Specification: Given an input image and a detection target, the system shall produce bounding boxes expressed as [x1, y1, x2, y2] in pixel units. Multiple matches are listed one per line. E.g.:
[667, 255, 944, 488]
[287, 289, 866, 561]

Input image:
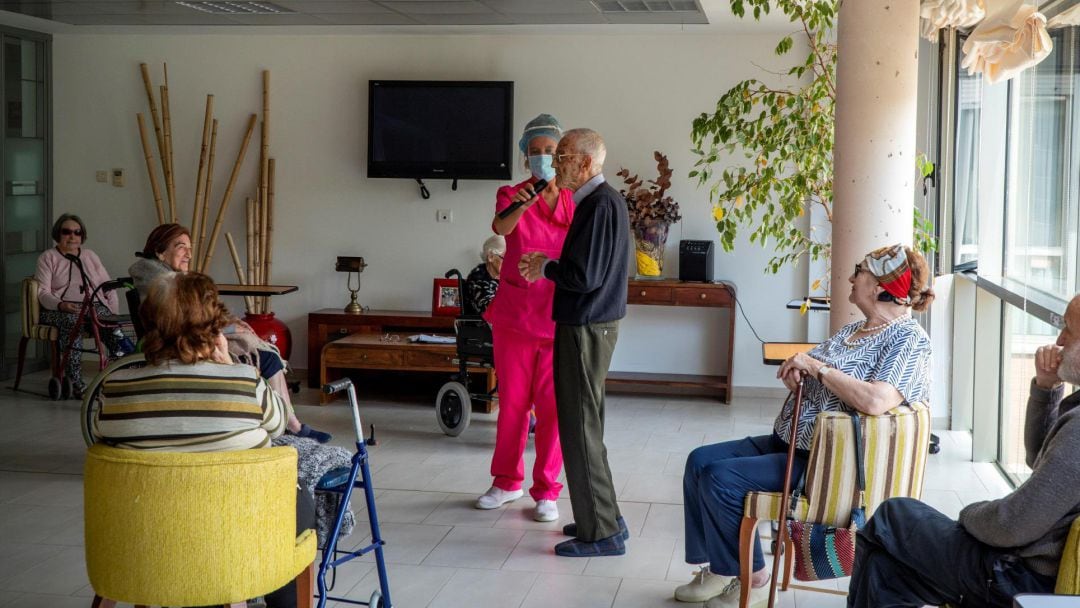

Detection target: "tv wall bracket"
[414, 177, 460, 200]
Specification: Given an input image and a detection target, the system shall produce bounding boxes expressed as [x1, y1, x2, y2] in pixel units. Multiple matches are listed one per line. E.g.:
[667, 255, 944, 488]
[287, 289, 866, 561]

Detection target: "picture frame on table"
[432, 277, 462, 317]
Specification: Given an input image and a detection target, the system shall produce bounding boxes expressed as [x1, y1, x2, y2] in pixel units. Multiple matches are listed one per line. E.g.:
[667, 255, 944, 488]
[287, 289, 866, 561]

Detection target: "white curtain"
[960, 0, 1052, 84]
[921, 0, 986, 42]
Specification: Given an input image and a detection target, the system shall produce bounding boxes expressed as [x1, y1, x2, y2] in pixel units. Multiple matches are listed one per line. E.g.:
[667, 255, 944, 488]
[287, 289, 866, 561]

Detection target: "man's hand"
[1034, 344, 1064, 389]
[518, 252, 549, 282]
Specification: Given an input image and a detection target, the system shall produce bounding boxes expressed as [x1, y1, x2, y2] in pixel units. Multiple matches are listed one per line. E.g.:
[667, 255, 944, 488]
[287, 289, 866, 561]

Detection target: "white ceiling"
[0, 0, 796, 32]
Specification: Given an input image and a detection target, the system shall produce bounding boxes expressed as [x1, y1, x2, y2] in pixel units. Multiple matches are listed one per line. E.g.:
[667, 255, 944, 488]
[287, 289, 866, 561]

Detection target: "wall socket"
[95, 170, 108, 183]
[436, 209, 453, 223]
[111, 169, 124, 188]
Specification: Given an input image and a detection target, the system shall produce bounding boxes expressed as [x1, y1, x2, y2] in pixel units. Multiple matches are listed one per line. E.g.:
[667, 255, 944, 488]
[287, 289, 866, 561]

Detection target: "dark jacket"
[543, 181, 629, 325]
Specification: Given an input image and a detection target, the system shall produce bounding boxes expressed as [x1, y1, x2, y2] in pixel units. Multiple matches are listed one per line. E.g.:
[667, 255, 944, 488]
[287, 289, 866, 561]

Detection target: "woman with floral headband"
[676, 244, 936, 607]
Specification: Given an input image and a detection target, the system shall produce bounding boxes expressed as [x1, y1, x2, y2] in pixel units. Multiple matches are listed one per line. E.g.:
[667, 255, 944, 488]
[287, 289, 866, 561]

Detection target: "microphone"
[497, 179, 548, 219]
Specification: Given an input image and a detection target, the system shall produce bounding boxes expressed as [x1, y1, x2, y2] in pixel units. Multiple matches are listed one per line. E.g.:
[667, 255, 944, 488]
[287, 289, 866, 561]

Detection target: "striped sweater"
[94, 360, 288, 452]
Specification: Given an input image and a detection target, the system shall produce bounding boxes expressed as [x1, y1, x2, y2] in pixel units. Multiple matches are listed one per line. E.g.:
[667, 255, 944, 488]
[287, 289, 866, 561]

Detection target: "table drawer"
[405, 349, 457, 368]
[673, 287, 731, 307]
[326, 347, 404, 367]
[628, 286, 673, 305]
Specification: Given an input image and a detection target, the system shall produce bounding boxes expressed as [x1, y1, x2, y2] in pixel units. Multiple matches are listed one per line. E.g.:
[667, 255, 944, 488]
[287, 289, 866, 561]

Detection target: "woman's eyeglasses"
[60, 228, 83, 237]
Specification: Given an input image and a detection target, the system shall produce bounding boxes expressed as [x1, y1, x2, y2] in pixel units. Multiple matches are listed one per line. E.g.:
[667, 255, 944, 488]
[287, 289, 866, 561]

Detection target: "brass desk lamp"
[336, 256, 367, 314]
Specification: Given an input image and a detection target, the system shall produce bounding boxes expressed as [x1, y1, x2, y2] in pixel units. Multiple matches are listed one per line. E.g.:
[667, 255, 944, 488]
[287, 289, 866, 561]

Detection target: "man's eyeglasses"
[60, 228, 83, 237]
[552, 153, 587, 165]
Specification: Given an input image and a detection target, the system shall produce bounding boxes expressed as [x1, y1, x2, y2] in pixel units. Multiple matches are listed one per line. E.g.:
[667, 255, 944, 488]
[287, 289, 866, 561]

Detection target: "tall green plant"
[690, 0, 838, 274]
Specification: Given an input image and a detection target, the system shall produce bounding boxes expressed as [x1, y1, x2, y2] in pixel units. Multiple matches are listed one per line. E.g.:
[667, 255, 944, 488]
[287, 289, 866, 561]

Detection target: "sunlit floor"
[0, 367, 1010, 608]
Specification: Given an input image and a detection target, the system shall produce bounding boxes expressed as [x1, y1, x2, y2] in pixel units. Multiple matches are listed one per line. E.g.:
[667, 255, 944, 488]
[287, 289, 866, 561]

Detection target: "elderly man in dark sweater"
[520, 128, 631, 557]
[847, 296, 1080, 607]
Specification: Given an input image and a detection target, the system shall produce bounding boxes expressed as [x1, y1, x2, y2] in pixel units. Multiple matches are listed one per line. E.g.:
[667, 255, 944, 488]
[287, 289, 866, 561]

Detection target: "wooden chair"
[13, 276, 58, 390]
[84, 444, 317, 608]
[738, 402, 932, 607]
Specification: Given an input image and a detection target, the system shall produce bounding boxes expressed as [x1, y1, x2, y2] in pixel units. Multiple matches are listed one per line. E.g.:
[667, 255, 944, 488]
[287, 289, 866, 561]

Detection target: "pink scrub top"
[486, 178, 576, 341]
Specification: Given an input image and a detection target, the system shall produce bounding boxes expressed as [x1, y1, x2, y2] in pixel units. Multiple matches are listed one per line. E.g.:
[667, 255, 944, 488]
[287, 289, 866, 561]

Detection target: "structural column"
[831, 0, 921, 331]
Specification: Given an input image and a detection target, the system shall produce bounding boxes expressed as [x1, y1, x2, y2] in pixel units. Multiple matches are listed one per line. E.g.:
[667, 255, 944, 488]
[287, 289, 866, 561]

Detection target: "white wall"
[51, 31, 806, 388]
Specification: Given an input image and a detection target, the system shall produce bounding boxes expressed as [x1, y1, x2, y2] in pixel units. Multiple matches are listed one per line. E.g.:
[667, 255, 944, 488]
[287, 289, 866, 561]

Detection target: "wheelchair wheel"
[60, 377, 73, 400]
[47, 376, 62, 400]
[81, 353, 147, 447]
[436, 381, 471, 437]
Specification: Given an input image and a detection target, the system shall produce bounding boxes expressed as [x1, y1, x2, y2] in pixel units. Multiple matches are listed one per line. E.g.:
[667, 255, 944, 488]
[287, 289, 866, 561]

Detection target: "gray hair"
[562, 128, 606, 174]
[481, 234, 505, 261]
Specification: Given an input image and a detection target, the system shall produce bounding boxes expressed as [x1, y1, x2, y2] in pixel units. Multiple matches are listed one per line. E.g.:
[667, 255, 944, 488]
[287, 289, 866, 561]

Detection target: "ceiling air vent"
[175, 1, 296, 15]
[593, 0, 698, 12]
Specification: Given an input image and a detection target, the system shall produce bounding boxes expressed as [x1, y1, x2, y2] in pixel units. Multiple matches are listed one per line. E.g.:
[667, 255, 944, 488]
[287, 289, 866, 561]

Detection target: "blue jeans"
[683, 433, 808, 576]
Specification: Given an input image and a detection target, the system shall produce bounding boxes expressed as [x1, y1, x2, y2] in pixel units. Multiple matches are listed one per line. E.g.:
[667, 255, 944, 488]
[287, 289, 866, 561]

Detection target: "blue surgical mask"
[528, 154, 556, 182]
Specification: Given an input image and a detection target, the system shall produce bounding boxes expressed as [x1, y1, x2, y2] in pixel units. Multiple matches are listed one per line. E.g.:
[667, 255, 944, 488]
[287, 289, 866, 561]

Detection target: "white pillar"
[831, 0, 921, 332]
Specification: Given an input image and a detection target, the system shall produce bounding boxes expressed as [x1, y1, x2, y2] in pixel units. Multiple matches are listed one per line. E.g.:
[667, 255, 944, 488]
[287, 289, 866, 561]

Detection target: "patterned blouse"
[773, 317, 932, 450]
[465, 262, 499, 316]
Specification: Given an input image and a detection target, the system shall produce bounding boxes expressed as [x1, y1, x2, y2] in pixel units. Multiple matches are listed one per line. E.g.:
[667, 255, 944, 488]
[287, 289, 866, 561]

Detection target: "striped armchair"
[737, 402, 931, 607]
[14, 276, 59, 390]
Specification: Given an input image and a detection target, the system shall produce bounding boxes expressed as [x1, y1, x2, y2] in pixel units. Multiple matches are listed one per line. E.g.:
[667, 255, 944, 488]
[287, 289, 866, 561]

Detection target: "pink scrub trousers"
[485, 178, 575, 502]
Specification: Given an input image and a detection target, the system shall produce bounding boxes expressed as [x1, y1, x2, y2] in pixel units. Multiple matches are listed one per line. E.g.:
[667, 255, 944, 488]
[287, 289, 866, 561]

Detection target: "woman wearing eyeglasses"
[476, 114, 576, 523]
[675, 244, 936, 606]
[464, 234, 505, 317]
[34, 213, 123, 397]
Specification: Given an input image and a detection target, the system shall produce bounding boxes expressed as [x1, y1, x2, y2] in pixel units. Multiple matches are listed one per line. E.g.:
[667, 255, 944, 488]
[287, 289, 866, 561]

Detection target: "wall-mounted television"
[367, 80, 514, 181]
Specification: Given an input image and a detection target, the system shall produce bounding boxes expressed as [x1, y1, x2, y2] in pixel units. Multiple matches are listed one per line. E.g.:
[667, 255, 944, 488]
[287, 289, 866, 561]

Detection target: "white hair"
[563, 128, 607, 173]
[481, 234, 505, 261]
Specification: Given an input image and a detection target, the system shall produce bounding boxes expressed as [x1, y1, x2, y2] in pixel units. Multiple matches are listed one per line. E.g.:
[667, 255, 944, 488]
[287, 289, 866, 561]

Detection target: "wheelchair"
[434, 268, 497, 437]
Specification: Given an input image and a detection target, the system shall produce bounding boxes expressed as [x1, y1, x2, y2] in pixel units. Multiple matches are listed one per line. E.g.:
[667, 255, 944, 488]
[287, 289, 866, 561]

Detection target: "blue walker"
[316, 378, 393, 608]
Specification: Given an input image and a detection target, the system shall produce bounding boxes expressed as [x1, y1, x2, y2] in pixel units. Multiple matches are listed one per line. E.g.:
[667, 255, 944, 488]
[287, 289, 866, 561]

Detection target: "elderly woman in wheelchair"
[676, 244, 936, 607]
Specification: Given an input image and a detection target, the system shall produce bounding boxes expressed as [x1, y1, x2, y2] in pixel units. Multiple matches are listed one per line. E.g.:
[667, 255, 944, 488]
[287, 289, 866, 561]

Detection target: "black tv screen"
[368, 80, 514, 180]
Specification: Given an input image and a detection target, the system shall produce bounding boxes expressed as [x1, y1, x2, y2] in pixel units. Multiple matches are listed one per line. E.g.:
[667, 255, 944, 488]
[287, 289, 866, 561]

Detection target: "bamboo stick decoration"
[198, 119, 218, 271]
[191, 94, 214, 261]
[136, 113, 166, 224]
[164, 64, 176, 218]
[139, 63, 167, 184]
[201, 113, 257, 272]
[259, 189, 268, 308]
[265, 157, 276, 313]
[246, 197, 255, 288]
[225, 232, 255, 313]
[259, 71, 270, 253]
[160, 84, 176, 222]
[253, 193, 262, 293]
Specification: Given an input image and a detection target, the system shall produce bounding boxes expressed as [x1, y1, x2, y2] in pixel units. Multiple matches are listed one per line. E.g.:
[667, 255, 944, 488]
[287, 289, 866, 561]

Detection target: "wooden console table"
[307, 309, 455, 388]
[319, 332, 496, 407]
[609, 279, 736, 402]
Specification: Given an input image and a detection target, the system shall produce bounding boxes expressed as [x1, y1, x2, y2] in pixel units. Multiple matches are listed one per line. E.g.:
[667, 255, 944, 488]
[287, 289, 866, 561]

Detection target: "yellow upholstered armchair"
[737, 402, 932, 608]
[1054, 516, 1080, 595]
[14, 276, 59, 391]
[84, 444, 317, 608]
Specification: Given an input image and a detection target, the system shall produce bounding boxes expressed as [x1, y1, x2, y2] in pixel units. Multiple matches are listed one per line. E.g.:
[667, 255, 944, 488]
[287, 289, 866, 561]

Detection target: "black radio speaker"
[679, 240, 714, 282]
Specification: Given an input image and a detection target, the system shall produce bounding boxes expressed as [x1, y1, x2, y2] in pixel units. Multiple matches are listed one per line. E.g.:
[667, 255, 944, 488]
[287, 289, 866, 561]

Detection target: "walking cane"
[768, 373, 804, 608]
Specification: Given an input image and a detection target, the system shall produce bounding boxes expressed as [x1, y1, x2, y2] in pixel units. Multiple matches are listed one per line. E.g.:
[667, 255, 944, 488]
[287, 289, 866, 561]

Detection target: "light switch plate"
[111, 169, 124, 187]
[95, 170, 107, 183]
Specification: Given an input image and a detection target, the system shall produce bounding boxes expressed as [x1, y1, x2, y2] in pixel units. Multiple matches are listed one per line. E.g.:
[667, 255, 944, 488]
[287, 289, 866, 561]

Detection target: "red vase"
[243, 312, 292, 360]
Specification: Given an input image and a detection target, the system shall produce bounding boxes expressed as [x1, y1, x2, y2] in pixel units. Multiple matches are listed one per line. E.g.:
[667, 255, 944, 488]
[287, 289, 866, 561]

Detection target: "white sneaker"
[534, 499, 559, 522]
[475, 486, 524, 510]
[703, 578, 769, 608]
[674, 566, 736, 603]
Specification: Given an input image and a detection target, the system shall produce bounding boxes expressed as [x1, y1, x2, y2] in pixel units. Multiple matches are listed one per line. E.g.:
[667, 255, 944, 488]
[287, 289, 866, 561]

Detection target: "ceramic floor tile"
[367, 489, 449, 524]
[620, 474, 684, 504]
[666, 539, 699, 583]
[920, 489, 965, 520]
[334, 562, 456, 608]
[641, 502, 685, 540]
[520, 572, 621, 608]
[422, 493, 507, 527]
[0, 472, 61, 504]
[422, 525, 525, 570]
[424, 466, 504, 496]
[0, 593, 95, 608]
[494, 497, 574, 532]
[582, 536, 676, 581]
[0, 546, 89, 594]
[370, 462, 450, 491]
[618, 501, 653, 538]
[344, 522, 452, 565]
[643, 430, 706, 454]
[0, 543, 65, 583]
[611, 577, 695, 608]
[0, 591, 22, 607]
[0, 503, 82, 544]
[501, 530, 588, 576]
[312, 560, 374, 604]
[8, 474, 84, 508]
[428, 567, 536, 608]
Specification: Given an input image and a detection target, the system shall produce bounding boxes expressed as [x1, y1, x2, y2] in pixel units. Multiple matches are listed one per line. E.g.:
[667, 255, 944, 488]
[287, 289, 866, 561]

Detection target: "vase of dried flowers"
[618, 151, 682, 277]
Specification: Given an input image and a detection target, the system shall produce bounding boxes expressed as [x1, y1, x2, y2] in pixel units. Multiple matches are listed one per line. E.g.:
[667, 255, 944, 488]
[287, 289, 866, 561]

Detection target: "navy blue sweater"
[543, 181, 630, 325]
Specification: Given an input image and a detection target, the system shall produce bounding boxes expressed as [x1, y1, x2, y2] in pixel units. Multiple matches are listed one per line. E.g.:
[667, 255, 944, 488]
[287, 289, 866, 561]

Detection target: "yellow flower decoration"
[712, 206, 725, 222]
[636, 251, 661, 276]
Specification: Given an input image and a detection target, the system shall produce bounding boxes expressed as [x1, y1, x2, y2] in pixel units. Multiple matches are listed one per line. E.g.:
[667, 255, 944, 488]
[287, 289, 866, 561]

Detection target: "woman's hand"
[509, 184, 541, 209]
[777, 352, 825, 384]
[210, 333, 232, 364]
[58, 302, 79, 314]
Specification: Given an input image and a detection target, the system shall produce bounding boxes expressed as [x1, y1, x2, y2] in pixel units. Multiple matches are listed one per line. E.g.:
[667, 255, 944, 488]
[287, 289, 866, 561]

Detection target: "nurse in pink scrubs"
[476, 114, 576, 523]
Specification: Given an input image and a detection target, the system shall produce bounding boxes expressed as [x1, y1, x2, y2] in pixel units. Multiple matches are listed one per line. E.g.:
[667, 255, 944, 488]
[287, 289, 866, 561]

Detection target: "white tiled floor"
[0, 369, 1008, 608]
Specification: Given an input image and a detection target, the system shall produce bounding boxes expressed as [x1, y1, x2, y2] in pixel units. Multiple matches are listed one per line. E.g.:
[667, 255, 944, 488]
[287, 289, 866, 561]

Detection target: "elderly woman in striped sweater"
[676, 245, 936, 607]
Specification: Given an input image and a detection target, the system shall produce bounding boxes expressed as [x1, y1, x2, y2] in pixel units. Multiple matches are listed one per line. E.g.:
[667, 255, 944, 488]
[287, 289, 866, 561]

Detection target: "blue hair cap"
[518, 113, 563, 154]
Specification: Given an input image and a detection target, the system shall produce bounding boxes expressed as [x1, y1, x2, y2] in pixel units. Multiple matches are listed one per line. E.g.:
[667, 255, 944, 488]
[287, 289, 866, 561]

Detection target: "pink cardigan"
[34, 247, 118, 313]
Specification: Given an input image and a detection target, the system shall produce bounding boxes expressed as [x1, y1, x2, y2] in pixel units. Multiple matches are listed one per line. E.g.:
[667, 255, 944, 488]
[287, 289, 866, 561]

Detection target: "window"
[953, 48, 982, 266]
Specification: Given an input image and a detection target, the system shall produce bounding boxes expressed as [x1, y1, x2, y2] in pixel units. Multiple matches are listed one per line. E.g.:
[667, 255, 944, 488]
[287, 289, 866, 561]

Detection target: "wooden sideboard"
[609, 279, 735, 402]
[307, 309, 455, 387]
